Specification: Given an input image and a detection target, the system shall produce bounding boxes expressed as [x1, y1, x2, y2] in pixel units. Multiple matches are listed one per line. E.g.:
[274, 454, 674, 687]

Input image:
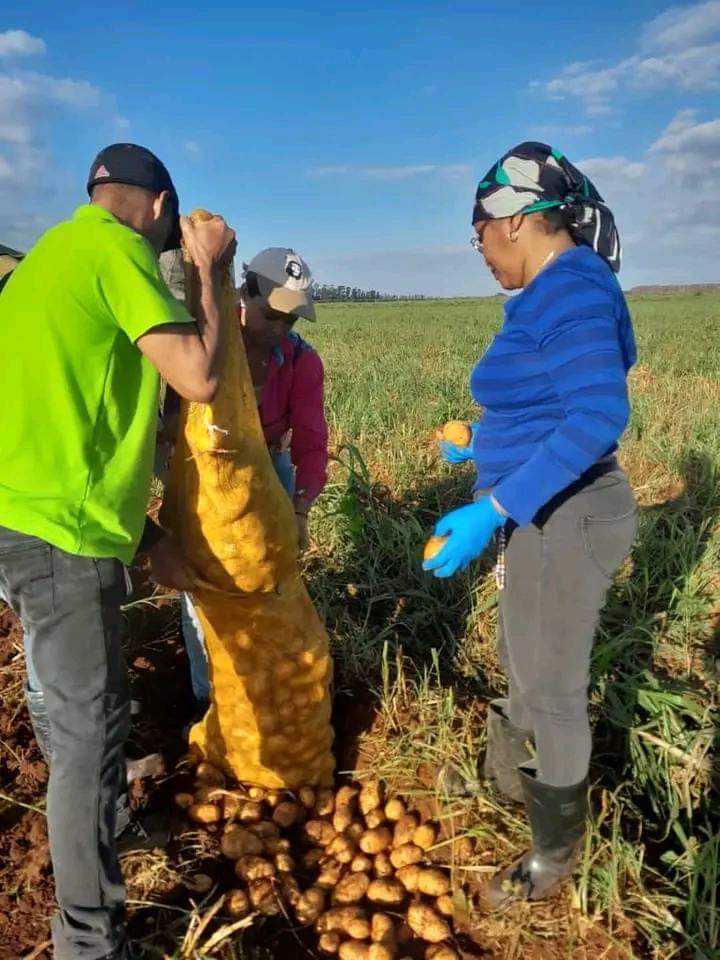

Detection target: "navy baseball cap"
[87, 143, 181, 251]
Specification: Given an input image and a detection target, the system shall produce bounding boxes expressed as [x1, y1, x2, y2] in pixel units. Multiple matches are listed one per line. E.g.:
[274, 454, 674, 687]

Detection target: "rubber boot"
[486, 767, 588, 909]
[482, 699, 534, 803]
[25, 687, 53, 764]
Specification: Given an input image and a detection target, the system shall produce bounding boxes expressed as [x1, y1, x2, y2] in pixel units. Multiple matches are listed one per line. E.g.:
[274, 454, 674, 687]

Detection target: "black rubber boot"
[25, 687, 53, 764]
[487, 767, 588, 909]
[482, 699, 533, 803]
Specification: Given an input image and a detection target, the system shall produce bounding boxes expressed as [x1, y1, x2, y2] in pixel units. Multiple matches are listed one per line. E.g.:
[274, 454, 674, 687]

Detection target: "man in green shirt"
[0, 143, 235, 960]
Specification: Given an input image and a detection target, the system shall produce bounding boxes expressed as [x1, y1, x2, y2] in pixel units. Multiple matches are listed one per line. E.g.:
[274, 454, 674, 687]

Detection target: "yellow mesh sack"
[160, 211, 334, 787]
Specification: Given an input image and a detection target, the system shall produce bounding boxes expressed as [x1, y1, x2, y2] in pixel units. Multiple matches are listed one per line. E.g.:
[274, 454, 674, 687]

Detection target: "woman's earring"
[508, 232, 518, 242]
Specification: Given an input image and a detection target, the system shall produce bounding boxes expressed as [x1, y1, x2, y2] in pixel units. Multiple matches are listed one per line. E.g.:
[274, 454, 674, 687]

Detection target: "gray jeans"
[495, 463, 637, 787]
[0, 525, 130, 959]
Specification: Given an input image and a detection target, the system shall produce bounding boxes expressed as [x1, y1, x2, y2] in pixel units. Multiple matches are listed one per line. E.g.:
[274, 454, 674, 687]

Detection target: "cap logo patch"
[286, 258, 303, 280]
[95, 164, 110, 178]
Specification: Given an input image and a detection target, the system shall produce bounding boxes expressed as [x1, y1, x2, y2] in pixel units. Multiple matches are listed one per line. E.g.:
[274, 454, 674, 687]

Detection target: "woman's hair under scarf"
[472, 142, 621, 273]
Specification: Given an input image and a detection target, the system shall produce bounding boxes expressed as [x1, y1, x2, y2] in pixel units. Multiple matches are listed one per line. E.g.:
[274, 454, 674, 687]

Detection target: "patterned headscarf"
[472, 142, 621, 272]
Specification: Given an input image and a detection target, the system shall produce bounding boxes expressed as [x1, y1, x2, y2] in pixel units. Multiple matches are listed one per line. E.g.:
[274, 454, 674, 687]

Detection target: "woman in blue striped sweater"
[424, 143, 638, 908]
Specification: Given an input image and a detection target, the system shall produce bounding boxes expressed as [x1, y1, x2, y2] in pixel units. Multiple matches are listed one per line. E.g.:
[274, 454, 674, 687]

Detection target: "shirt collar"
[73, 203, 121, 225]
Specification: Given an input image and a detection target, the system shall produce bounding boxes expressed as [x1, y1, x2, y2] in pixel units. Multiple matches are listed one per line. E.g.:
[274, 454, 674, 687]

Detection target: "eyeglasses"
[470, 222, 488, 254]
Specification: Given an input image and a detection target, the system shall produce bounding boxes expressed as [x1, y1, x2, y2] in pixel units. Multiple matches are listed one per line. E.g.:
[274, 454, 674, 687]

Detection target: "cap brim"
[266, 284, 316, 321]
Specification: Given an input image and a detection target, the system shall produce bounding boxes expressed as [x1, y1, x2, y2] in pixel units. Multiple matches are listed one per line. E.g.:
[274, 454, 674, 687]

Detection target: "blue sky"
[1, 0, 719, 294]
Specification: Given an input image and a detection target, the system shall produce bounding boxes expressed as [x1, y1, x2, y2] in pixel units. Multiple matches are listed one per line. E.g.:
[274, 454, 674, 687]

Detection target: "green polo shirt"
[0, 204, 193, 563]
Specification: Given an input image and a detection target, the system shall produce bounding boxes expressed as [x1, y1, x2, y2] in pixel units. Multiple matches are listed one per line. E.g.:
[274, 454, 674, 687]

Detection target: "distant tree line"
[314, 283, 426, 302]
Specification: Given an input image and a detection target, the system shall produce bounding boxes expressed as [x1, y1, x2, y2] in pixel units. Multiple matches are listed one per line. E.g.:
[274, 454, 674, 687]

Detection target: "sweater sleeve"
[288, 348, 329, 504]
[492, 286, 630, 526]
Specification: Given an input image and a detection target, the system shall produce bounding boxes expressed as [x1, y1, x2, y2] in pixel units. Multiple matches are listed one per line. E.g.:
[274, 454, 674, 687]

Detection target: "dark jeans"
[496, 464, 637, 787]
[0, 525, 130, 959]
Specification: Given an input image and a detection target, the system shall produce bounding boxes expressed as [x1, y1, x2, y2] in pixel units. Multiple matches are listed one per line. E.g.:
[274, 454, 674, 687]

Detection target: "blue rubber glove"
[439, 422, 479, 465]
[423, 497, 505, 578]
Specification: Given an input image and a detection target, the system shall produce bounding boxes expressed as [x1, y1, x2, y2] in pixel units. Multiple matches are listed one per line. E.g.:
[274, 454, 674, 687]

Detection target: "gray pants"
[0, 525, 130, 959]
[496, 464, 637, 787]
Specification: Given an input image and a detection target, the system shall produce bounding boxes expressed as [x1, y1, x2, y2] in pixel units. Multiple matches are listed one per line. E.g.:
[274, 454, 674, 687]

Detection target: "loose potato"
[374, 853, 394, 878]
[367, 878, 405, 906]
[426, 947, 459, 960]
[295, 886, 326, 924]
[317, 858, 344, 889]
[365, 809, 385, 830]
[299, 786, 316, 809]
[407, 903, 451, 944]
[221, 826, 263, 860]
[184, 873, 213, 894]
[263, 836, 291, 856]
[305, 819, 337, 846]
[346, 821, 365, 843]
[189, 803, 222, 824]
[319, 932, 342, 955]
[327, 834, 357, 864]
[222, 792, 244, 820]
[318, 906, 370, 939]
[397, 922, 412, 945]
[436, 895, 454, 918]
[239, 801, 264, 824]
[195, 762, 225, 787]
[249, 820, 280, 839]
[417, 869, 451, 897]
[333, 808, 355, 834]
[302, 847, 325, 870]
[390, 844, 423, 870]
[173, 791, 194, 810]
[369, 947, 393, 960]
[265, 791, 283, 809]
[225, 889, 250, 918]
[248, 786, 266, 801]
[332, 872, 370, 905]
[371, 913, 396, 947]
[315, 787, 335, 816]
[273, 801, 304, 828]
[248, 878, 280, 915]
[235, 855, 275, 882]
[280, 874, 302, 907]
[339, 943, 370, 960]
[396, 864, 422, 892]
[351, 854, 373, 873]
[452, 836, 473, 862]
[360, 827, 393, 855]
[384, 799, 406, 821]
[413, 823, 437, 851]
[335, 786, 360, 811]
[393, 814, 419, 848]
[359, 781, 383, 816]
[274, 852, 295, 873]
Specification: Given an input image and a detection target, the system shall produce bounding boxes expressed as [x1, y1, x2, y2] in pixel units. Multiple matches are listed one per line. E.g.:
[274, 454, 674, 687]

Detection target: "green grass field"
[297, 292, 720, 959]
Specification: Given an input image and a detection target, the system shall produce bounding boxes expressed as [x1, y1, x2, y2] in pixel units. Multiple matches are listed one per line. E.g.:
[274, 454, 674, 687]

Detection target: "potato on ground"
[173, 791, 194, 810]
[367, 878, 405, 906]
[436, 894, 454, 917]
[407, 902, 451, 943]
[374, 852, 394, 878]
[281, 874, 302, 907]
[365, 809, 385, 829]
[248, 879, 281, 915]
[249, 819, 280, 839]
[371, 913, 396, 947]
[305, 819, 337, 846]
[333, 808, 355, 833]
[327, 834, 356, 864]
[369, 947, 394, 960]
[299, 786, 316, 809]
[189, 802, 222, 824]
[359, 780, 383, 816]
[317, 857, 344, 889]
[235, 855, 275, 882]
[339, 944, 370, 960]
[426, 947, 459, 960]
[360, 827, 393, 855]
[221, 826, 264, 859]
[295, 886, 326, 924]
[390, 843, 423, 870]
[346, 821, 365, 843]
[393, 814, 419, 847]
[332, 872, 370, 905]
[275, 852, 295, 873]
[351, 854, 373, 873]
[413, 823, 437, 851]
[319, 932, 342, 955]
[263, 836, 291, 856]
[384, 798, 406, 821]
[225, 889, 250, 918]
[302, 847, 325, 870]
[315, 787, 335, 816]
[318, 907, 370, 940]
[184, 873, 213, 893]
[396, 864, 422, 892]
[417, 868, 451, 897]
[335, 785, 360, 812]
[239, 801, 264, 823]
[273, 800, 304, 828]
[195, 762, 225, 787]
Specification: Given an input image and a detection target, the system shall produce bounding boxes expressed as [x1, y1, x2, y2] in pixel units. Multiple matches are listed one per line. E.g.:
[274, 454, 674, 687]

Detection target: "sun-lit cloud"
[0, 29, 46, 58]
[307, 163, 472, 181]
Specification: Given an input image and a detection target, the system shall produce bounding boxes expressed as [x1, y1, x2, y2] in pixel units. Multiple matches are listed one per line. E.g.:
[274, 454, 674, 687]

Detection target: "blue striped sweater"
[471, 245, 636, 527]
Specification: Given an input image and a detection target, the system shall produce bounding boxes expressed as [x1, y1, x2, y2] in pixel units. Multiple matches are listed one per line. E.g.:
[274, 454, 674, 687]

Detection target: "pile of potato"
[175, 761, 463, 959]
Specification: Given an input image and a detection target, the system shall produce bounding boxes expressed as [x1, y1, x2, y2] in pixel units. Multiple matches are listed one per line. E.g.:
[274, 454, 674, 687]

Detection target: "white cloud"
[641, 0, 720, 51]
[308, 162, 472, 181]
[532, 124, 594, 139]
[648, 109, 720, 185]
[530, 2, 720, 114]
[184, 139, 201, 155]
[0, 29, 46, 58]
[577, 156, 646, 185]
